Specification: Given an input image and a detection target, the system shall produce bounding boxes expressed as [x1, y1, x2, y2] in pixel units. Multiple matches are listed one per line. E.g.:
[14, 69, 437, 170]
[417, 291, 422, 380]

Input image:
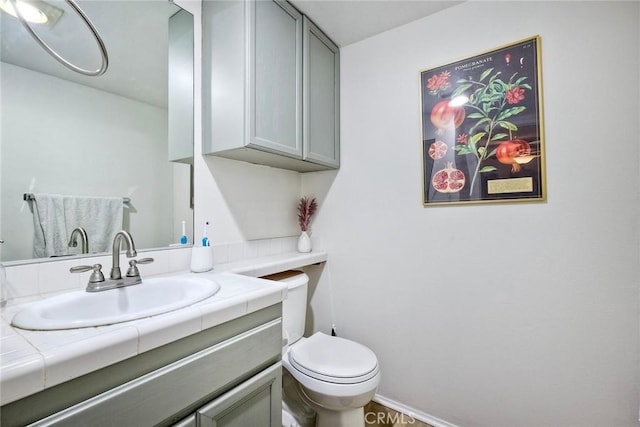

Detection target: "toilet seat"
[288, 332, 379, 384]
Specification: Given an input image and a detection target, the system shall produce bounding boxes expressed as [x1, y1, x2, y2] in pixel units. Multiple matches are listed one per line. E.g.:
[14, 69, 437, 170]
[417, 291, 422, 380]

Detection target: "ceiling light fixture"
[0, 0, 63, 27]
[3, 0, 108, 76]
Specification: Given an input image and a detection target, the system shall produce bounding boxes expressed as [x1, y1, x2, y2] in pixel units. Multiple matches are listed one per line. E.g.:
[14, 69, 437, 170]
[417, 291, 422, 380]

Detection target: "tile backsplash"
[1, 236, 302, 304]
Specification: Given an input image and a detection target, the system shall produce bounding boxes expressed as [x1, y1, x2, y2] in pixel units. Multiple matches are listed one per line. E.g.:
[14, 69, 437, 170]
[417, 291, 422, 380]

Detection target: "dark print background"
[421, 37, 545, 205]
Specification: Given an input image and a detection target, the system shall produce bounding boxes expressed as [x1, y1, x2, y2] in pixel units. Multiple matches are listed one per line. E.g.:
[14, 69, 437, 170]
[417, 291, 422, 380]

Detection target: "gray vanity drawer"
[30, 318, 282, 426]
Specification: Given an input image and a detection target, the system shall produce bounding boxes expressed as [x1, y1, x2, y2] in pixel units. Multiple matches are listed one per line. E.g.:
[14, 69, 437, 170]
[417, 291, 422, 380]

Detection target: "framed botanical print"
[420, 36, 546, 206]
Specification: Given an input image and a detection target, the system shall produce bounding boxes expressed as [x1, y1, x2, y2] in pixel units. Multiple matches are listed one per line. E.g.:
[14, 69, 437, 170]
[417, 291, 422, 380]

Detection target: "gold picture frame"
[420, 36, 546, 206]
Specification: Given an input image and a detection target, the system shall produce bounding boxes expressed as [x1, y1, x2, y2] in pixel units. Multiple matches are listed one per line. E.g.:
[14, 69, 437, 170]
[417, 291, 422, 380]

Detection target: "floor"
[364, 401, 434, 427]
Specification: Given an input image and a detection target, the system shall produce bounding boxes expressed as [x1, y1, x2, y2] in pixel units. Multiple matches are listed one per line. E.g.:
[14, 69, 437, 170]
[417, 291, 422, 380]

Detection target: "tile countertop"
[0, 250, 327, 406]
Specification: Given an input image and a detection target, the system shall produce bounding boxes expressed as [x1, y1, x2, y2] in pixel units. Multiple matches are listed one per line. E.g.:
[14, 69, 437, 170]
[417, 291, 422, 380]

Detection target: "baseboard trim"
[373, 394, 460, 427]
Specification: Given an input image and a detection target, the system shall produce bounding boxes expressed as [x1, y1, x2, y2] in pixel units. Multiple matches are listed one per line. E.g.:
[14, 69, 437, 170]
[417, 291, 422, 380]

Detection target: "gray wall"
[303, 1, 640, 426]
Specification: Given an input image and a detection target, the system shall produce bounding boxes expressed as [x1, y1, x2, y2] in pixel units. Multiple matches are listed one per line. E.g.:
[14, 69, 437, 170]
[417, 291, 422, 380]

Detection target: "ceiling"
[0, 0, 461, 107]
[290, 0, 462, 47]
[0, 0, 179, 108]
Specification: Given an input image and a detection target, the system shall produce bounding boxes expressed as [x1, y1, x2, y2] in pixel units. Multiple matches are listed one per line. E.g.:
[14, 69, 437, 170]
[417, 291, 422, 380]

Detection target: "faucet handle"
[126, 258, 154, 278]
[70, 264, 105, 283]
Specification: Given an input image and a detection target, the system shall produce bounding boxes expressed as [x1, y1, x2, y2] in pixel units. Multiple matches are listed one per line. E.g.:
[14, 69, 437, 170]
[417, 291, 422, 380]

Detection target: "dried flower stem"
[297, 197, 318, 232]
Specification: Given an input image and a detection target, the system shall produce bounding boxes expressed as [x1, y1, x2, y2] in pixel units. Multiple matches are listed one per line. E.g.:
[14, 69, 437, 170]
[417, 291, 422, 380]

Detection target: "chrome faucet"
[70, 230, 153, 292]
[110, 230, 137, 280]
[68, 227, 89, 254]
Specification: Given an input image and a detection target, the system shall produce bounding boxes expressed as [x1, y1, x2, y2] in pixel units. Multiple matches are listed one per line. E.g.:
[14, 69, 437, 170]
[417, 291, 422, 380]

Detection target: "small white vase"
[297, 231, 312, 253]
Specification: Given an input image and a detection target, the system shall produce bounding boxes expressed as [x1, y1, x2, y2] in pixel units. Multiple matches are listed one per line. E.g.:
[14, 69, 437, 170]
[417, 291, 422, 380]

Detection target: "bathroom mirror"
[0, 0, 194, 263]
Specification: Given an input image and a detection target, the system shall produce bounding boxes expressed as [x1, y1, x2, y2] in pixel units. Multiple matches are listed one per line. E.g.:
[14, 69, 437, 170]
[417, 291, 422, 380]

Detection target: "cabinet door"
[303, 16, 340, 168]
[168, 9, 194, 163]
[198, 362, 282, 427]
[249, 0, 302, 158]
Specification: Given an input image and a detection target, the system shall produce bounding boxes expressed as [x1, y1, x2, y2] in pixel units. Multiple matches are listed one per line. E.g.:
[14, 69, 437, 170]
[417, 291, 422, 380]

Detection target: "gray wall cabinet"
[203, 0, 340, 172]
[302, 16, 340, 169]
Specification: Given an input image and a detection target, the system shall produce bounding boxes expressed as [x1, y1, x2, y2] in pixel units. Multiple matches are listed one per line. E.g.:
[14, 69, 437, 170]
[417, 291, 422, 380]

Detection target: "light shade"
[0, 0, 63, 27]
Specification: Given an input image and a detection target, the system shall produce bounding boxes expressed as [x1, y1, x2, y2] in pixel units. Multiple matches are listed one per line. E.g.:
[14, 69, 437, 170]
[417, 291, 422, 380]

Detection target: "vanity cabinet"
[202, 0, 340, 172]
[0, 305, 283, 427]
[174, 363, 281, 427]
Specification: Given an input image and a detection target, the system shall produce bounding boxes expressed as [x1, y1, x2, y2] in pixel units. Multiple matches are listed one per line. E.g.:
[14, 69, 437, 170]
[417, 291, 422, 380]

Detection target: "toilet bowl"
[283, 332, 380, 427]
[266, 270, 381, 427]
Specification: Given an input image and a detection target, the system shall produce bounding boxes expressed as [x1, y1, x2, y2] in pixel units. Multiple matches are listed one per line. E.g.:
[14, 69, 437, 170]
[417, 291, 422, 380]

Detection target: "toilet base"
[315, 406, 364, 427]
[293, 378, 368, 427]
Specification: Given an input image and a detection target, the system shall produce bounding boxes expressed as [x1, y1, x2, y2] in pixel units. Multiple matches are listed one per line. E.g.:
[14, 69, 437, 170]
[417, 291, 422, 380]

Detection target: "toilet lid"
[289, 332, 379, 384]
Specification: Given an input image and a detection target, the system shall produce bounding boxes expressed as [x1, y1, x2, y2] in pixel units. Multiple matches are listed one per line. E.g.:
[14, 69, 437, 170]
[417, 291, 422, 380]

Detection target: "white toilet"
[273, 271, 381, 427]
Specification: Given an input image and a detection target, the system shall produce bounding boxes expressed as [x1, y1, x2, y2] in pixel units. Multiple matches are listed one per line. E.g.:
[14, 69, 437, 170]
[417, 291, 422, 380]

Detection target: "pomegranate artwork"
[430, 100, 465, 132]
[496, 139, 532, 173]
[421, 37, 544, 204]
[428, 140, 448, 160]
[431, 162, 466, 193]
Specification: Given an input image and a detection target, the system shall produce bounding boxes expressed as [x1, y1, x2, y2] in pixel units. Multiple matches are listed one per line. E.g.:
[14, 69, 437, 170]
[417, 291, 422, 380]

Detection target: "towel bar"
[23, 193, 131, 204]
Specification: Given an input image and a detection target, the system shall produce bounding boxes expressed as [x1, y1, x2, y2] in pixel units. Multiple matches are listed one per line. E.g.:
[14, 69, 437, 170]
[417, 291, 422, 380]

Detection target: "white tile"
[244, 240, 260, 260]
[0, 276, 18, 303]
[168, 247, 191, 272]
[0, 349, 44, 405]
[1, 303, 23, 324]
[4, 264, 39, 299]
[198, 296, 247, 330]
[246, 287, 285, 313]
[38, 258, 82, 295]
[256, 239, 273, 257]
[278, 237, 298, 253]
[215, 273, 266, 294]
[0, 318, 17, 339]
[14, 321, 132, 352]
[1, 332, 34, 357]
[227, 243, 244, 263]
[42, 326, 139, 387]
[212, 244, 229, 265]
[0, 325, 45, 405]
[267, 239, 282, 256]
[269, 237, 284, 254]
[134, 306, 202, 354]
[135, 250, 170, 277]
[310, 235, 325, 251]
[91, 255, 111, 266]
[0, 295, 43, 322]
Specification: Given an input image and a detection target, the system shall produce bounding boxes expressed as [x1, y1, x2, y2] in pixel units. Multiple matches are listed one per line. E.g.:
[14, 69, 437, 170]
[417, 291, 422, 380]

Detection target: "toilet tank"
[263, 270, 308, 346]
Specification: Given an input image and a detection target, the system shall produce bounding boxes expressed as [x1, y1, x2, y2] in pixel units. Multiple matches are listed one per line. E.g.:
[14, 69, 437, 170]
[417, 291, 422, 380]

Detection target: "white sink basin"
[11, 276, 220, 331]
